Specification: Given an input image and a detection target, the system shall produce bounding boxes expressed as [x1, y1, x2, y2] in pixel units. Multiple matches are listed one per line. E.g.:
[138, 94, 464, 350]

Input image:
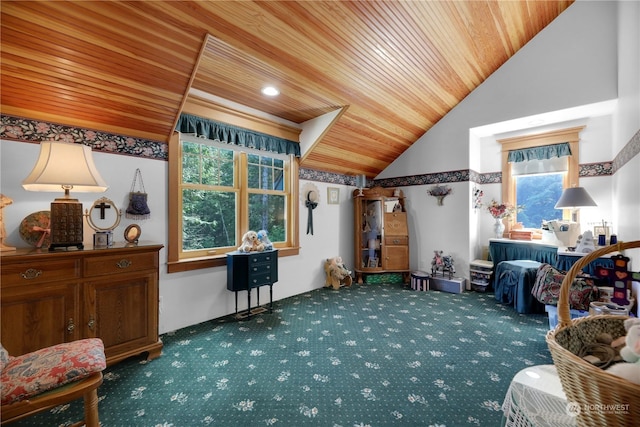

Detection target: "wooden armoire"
[353, 186, 410, 283]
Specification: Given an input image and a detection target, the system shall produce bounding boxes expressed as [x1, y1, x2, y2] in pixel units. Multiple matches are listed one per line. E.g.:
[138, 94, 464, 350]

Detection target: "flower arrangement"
[486, 199, 519, 219]
[427, 185, 452, 206]
[473, 187, 483, 210]
[427, 185, 452, 197]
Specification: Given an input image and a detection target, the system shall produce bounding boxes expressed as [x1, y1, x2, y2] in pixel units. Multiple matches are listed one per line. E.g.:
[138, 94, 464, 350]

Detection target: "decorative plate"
[19, 210, 51, 248]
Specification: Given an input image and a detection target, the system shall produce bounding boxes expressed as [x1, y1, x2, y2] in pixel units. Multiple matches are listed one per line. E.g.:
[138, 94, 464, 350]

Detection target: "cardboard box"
[429, 276, 465, 294]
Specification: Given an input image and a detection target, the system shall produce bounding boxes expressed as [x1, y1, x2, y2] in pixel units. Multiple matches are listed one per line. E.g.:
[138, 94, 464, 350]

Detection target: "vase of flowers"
[486, 199, 518, 238]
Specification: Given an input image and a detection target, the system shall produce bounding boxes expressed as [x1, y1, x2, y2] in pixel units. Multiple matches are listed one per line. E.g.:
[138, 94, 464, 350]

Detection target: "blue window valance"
[176, 113, 300, 157]
[507, 142, 571, 163]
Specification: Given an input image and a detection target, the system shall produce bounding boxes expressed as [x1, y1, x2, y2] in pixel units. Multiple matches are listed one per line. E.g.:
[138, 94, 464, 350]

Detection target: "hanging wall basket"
[427, 185, 452, 206]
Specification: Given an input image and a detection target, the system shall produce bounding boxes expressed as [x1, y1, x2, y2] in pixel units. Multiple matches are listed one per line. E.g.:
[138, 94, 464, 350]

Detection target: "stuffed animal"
[606, 318, 640, 384]
[324, 256, 352, 290]
[238, 230, 263, 252]
[257, 229, 273, 250]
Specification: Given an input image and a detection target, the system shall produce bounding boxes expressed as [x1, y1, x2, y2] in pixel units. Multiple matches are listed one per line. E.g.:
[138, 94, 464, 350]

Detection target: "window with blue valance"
[508, 142, 572, 176]
[507, 142, 571, 163]
[176, 113, 301, 157]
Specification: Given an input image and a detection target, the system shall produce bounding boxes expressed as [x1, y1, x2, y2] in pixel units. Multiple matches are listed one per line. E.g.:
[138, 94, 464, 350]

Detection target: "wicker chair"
[1, 338, 106, 426]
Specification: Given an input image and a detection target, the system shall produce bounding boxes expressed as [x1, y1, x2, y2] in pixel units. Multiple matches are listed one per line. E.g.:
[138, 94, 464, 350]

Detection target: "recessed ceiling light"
[261, 86, 279, 96]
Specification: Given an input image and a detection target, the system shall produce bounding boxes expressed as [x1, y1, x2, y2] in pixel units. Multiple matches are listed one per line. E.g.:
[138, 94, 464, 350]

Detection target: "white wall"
[401, 181, 471, 279]
[378, 0, 623, 274]
[612, 0, 640, 262]
[0, 140, 353, 333]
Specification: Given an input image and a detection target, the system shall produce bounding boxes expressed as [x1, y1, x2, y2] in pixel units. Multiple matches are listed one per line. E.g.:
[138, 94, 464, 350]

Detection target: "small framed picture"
[327, 187, 340, 204]
[124, 224, 141, 243]
[367, 257, 378, 268]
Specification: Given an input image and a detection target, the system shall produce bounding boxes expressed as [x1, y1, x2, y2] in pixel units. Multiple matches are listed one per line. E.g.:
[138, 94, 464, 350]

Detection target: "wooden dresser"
[0, 242, 163, 366]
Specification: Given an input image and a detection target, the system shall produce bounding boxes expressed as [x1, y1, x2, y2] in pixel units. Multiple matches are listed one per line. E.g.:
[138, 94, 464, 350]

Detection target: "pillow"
[532, 263, 600, 311]
[0, 343, 11, 373]
[1, 338, 106, 405]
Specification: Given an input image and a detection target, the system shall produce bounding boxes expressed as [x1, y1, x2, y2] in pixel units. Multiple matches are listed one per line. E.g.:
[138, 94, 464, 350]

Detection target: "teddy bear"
[606, 318, 640, 384]
[324, 256, 352, 290]
[257, 229, 273, 251]
[238, 230, 264, 252]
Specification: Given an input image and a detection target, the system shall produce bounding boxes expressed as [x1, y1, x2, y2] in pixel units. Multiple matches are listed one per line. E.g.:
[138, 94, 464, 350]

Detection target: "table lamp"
[554, 186, 597, 222]
[22, 142, 108, 250]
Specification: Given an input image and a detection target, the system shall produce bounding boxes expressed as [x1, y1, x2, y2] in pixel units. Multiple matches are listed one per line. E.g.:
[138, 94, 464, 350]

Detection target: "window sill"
[167, 246, 300, 273]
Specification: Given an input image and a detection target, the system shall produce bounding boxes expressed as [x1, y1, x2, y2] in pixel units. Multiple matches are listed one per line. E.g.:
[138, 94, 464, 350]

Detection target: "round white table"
[502, 365, 577, 427]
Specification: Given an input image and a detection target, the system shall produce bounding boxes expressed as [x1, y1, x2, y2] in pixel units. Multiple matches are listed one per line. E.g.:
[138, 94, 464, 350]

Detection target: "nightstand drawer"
[84, 252, 157, 277]
[1, 258, 80, 286]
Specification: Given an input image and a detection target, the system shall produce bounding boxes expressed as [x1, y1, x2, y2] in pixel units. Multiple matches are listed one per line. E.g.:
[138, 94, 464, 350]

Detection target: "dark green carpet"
[12, 283, 551, 426]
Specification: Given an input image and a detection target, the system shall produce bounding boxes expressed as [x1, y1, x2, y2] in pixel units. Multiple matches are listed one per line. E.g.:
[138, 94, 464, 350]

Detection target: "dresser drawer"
[248, 270, 276, 287]
[84, 252, 158, 277]
[384, 235, 408, 246]
[1, 258, 80, 287]
[247, 252, 276, 265]
[249, 262, 274, 275]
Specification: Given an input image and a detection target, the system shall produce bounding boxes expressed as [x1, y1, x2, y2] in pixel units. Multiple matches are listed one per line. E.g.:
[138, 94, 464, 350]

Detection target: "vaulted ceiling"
[1, 1, 573, 178]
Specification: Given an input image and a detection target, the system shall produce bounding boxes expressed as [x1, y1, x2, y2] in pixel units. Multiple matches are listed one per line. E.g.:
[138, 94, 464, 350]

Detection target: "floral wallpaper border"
[2, 115, 637, 187]
[0, 115, 168, 160]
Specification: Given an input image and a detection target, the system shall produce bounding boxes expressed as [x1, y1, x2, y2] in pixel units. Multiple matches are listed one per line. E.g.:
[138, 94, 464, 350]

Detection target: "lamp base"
[49, 198, 84, 251]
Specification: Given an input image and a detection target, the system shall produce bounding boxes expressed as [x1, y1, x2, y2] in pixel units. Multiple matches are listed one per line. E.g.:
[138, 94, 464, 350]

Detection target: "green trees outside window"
[515, 173, 564, 228]
[178, 137, 291, 258]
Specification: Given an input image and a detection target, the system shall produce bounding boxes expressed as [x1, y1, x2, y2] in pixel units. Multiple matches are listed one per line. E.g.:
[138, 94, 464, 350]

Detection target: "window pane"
[182, 142, 201, 185]
[248, 193, 286, 242]
[182, 189, 236, 250]
[516, 173, 564, 228]
[248, 153, 284, 190]
[182, 141, 234, 187]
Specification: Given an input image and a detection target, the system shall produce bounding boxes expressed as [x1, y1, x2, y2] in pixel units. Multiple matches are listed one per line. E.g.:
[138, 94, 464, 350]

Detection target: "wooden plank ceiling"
[1, 0, 573, 178]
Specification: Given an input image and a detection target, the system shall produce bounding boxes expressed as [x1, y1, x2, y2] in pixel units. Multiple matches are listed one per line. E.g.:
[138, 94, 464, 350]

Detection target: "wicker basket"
[546, 241, 640, 427]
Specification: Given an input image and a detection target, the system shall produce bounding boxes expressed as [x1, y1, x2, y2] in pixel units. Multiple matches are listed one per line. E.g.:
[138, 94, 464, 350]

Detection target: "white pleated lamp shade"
[22, 142, 108, 194]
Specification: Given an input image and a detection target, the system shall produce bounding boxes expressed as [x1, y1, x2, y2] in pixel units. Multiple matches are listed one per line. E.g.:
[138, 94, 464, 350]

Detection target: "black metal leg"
[269, 284, 273, 313]
[257, 286, 261, 308]
[235, 291, 238, 316]
[247, 288, 251, 319]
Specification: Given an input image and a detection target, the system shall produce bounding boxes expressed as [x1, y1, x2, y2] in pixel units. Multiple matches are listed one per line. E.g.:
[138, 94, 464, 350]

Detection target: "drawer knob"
[393, 239, 399, 244]
[116, 259, 132, 269]
[67, 318, 75, 333]
[20, 268, 42, 280]
[87, 316, 95, 330]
